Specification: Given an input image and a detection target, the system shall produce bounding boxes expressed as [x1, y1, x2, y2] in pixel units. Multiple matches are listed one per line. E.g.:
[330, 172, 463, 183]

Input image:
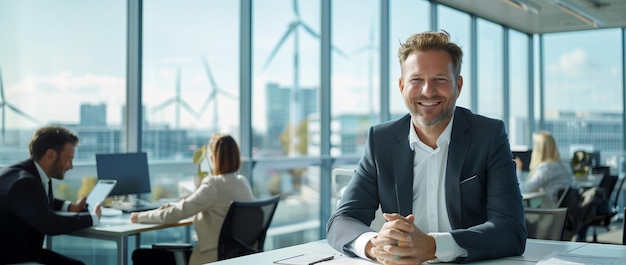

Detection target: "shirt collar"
[34, 160, 50, 185]
[408, 115, 454, 151]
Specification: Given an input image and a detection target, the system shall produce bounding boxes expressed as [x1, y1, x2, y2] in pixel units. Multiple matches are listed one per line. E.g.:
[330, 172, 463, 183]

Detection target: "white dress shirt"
[351, 116, 467, 262]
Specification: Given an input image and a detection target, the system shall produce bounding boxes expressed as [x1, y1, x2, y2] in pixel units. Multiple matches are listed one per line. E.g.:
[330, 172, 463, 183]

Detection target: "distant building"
[80, 103, 106, 127]
[265, 83, 317, 154]
[546, 111, 623, 166]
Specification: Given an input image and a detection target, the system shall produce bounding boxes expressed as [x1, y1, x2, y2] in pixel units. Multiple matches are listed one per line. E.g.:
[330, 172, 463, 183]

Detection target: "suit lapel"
[446, 108, 471, 228]
[392, 115, 414, 216]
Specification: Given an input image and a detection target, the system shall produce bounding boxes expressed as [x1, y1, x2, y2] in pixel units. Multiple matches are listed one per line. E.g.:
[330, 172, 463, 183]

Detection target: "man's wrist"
[365, 239, 376, 259]
[427, 234, 437, 260]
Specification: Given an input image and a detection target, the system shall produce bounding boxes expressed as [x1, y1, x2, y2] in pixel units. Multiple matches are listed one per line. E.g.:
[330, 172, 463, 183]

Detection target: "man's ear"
[44, 148, 58, 161]
[456, 76, 463, 98]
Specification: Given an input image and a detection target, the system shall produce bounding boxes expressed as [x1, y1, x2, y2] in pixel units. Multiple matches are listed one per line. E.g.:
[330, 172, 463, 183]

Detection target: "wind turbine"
[151, 67, 198, 129]
[0, 67, 41, 145]
[198, 57, 237, 133]
[262, 0, 346, 155]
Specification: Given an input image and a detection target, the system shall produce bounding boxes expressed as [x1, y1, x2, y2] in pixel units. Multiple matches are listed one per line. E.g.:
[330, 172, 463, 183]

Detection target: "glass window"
[253, 0, 321, 157]
[0, 1, 126, 262]
[438, 5, 472, 110]
[251, 0, 323, 251]
[543, 29, 623, 167]
[0, 0, 126, 165]
[143, 0, 240, 162]
[477, 19, 503, 120]
[331, 0, 379, 156]
[389, 0, 430, 119]
[508, 30, 530, 148]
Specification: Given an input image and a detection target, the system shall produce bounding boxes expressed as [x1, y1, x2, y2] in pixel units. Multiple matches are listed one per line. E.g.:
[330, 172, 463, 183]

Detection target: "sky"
[0, 0, 623, 132]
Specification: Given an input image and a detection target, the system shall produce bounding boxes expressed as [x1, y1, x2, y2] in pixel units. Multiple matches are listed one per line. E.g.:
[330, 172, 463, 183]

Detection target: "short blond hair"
[397, 30, 463, 77]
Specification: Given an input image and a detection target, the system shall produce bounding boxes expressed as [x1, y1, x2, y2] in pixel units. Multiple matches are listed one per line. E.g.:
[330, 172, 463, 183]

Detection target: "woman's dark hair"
[208, 133, 241, 175]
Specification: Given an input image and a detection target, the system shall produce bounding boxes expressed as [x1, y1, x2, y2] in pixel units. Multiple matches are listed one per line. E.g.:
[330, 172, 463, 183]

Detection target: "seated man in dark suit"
[326, 30, 526, 264]
[0, 126, 102, 265]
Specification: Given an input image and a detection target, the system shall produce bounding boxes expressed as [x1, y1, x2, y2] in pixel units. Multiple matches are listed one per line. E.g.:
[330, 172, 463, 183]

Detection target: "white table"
[48, 214, 192, 265]
[206, 239, 625, 265]
[522, 190, 545, 207]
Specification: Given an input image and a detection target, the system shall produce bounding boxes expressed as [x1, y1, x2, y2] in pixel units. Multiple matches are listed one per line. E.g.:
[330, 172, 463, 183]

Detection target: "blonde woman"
[131, 133, 255, 264]
[516, 131, 573, 208]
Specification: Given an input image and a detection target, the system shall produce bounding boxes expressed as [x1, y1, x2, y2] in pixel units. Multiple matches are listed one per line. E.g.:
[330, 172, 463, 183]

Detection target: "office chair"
[524, 208, 568, 241]
[332, 168, 385, 231]
[218, 195, 280, 260]
[586, 175, 625, 242]
[131, 195, 280, 265]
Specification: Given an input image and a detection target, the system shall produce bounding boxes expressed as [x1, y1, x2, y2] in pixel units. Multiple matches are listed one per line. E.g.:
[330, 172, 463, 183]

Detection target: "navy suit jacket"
[0, 159, 93, 264]
[326, 107, 526, 263]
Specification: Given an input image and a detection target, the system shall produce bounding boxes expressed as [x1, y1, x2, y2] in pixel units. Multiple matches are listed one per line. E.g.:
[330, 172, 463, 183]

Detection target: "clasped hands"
[366, 213, 436, 265]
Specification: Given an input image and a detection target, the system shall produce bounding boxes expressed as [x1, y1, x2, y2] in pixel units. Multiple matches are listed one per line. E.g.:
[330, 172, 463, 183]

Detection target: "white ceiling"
[434, 0, 626, 34]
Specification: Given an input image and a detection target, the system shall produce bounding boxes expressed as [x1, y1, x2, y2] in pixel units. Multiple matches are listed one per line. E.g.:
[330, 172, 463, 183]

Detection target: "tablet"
[86, 179, 117, 211]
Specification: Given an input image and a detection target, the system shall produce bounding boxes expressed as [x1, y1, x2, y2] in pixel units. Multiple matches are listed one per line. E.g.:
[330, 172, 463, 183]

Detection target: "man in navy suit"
[0, 126, 102, 265]
[326, 30, 526, 264]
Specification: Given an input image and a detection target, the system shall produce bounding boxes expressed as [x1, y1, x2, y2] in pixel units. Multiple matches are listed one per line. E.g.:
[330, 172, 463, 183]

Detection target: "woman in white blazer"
[130, 133, 255, 264]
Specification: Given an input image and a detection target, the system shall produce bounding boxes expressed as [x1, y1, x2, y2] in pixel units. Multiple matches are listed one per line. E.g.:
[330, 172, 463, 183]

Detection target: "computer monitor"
[512, 149, 532, 171]
[95, 152, 151, 197]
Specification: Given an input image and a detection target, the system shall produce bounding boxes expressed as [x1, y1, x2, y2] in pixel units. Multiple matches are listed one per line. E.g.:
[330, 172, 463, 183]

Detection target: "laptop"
[86, 179, 117, 211]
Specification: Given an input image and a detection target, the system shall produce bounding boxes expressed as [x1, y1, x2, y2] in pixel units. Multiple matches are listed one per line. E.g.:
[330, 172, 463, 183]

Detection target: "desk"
[522, 191, 545, 200]
[575, 173, 604, 189]
[48, 214, 192, 265]
[522, 191, 545, 207]
[206, 239, 625, 265]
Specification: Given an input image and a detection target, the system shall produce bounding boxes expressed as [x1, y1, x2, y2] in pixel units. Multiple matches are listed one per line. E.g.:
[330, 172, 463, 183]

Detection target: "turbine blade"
[300, 22, 321, 39]
[6, 103, 40, 125]
[293, 0, 300, 19]
[217, 88, 237, 99]
[301, 22, 348, 58]
[152, 98, 176, 113]
[331, 44, 348, 58]
[262, 24, 296, 71]
[202, 57, 220, 95]
[199, 91, 217, 115]
[180, 101, 200, 119]
[176, 67, 181, 97]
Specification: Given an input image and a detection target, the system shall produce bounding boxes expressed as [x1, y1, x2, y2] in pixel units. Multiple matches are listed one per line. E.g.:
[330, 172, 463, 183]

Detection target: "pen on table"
[309, 255, 334, 265]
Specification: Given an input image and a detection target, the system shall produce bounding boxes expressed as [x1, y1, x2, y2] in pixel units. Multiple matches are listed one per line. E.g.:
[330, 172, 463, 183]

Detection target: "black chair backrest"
[557, 186, 596, 240]
[595, 175, 618, 215]
[217, 195, 280, 261]
[524, 208, 568, 241]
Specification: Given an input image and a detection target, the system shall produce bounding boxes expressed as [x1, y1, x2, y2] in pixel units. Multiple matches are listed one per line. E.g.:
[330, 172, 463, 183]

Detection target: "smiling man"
[0, 125, 102, 265]
[326, 30, 526, 264]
